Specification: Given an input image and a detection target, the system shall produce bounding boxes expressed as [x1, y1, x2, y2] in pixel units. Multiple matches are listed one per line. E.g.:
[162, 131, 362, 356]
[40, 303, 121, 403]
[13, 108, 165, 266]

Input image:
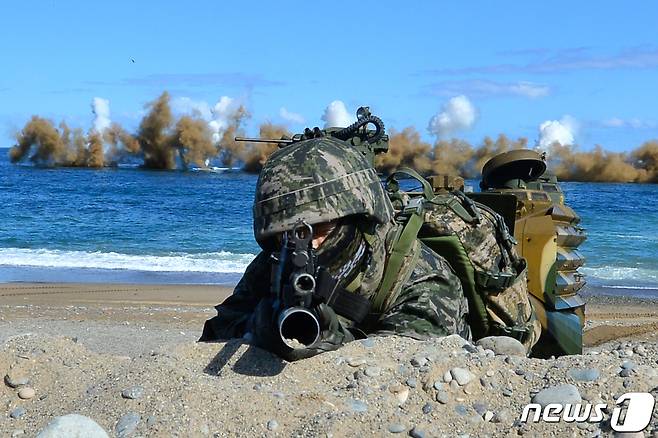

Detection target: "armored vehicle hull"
[471, 150, 587, 356]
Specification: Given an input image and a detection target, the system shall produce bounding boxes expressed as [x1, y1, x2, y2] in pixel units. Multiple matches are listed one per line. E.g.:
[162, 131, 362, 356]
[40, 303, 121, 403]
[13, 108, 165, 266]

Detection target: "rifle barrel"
[234, 136, 295, 144]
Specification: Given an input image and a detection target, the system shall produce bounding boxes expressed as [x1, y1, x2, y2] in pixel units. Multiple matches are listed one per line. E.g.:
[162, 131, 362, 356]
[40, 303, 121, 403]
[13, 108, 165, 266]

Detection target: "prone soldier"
[200, 132, 471, 361]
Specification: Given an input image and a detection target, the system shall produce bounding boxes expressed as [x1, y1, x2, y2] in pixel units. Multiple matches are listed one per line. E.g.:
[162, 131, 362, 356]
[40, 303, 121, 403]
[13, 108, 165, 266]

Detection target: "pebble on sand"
[532, 384, 581, 408]
[389, 384, 409, 405]
[364, 367, 381, 377]
[387, 423, 406, 433]
[348, 399, 368, 413]
[476, 336, 526, 357]
[436, 391, 450, 404]
[348, 358, 367, 367]
[266, 419, 279, 431]
[567, 367, 600, 382]
[409, 426, 426, 438]
[121, 386, 145, 400]
[18, 387, 36, 400]
[10, 407, 27, 419]
[36, 414, 109, 438]
[450, 368, 475, 386]
[4, 373, 30, 389]
[115, 412, 140, 438]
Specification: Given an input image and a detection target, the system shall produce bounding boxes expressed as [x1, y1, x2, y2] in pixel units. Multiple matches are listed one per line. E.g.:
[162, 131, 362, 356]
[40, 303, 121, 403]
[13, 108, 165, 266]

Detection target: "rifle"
[272, 220, 321, 348]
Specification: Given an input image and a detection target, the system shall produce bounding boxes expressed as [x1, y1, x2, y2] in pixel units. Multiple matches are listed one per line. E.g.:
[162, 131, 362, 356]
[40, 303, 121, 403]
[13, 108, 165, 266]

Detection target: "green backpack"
[372, 168, 540, 348]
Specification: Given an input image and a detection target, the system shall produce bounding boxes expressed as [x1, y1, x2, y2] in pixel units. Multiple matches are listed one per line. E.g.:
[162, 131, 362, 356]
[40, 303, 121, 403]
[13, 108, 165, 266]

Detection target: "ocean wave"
[581, 266, 658, 283]
[0, 248, 256, 273]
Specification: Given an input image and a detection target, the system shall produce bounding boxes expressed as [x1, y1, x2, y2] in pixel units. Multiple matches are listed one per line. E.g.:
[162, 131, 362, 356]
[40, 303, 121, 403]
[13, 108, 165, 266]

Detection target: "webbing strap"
[371, 211, 424, 312]
[314, 268, 371, 323]
[474, 270, 516, 291]
[329, 288, 371, 323]
[429, 195, 477, 224]
[386, 167, 434, 200]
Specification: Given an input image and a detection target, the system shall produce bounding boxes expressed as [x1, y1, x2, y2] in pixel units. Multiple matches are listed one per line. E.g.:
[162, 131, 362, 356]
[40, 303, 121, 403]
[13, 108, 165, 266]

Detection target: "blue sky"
[1, 0, 657, 151]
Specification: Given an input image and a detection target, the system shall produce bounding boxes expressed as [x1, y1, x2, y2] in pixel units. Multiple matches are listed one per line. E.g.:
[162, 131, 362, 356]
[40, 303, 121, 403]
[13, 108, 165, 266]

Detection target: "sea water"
[1, 150, 657, 293]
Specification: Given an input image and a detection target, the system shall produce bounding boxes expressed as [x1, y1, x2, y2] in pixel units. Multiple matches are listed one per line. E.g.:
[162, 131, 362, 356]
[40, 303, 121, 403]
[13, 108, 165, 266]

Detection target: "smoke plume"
[137, 92, 176, 169]
[279, 107, 305, 124]
[216, 104, 249, 168]
[170, 116, 216, 169]
[538, 116, 577, 149]
[242, 123, 292, 173]
[92, 98, 111, 134]
[375, 127, 433, 175]
[431, 134, 528, 178]
[10, 94, 658, 182]
[9, 117, 108, 167]
[322, 101, 355, 128]
[428, 95, 477, 138]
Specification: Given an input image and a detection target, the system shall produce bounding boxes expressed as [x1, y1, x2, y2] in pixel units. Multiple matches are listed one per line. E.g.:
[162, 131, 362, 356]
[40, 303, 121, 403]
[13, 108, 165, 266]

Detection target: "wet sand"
[0, 283, 232, 356]
[1, 282, 657, 354]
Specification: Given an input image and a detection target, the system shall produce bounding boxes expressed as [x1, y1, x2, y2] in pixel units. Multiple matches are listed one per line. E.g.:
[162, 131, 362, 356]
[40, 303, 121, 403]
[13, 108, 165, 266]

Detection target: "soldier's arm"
[199, 251, 271, 341]
[375, 244, 471, 340]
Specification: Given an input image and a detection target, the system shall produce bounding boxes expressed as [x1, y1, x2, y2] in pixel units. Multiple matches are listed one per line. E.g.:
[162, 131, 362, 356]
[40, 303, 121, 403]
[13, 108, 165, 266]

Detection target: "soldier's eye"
[314, 222, 337, 238]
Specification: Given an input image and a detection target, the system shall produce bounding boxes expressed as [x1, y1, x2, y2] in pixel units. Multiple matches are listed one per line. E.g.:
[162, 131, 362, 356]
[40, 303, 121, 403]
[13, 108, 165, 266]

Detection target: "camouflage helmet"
[253, 136, 393, 247]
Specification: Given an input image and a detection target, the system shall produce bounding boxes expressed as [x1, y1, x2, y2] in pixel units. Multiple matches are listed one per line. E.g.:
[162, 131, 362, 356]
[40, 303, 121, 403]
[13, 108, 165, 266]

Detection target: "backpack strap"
[386, 167, 434, 200]
[370, 205, 424, 313]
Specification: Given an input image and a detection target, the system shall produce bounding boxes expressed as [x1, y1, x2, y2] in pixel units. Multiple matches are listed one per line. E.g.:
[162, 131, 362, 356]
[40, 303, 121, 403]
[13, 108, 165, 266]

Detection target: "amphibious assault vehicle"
[470, 150, 587, 356]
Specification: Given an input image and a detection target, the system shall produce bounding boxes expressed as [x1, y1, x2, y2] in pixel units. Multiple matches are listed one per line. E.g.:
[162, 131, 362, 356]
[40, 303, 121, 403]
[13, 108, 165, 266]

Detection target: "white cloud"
[538, 115, 578, 148]
[509, 82, 550, 98]
[91, 97, 111, 133]
[279, 107, 305, 124]
[427, 95, 477, 138]
[602, 117, 656, 129]
[321, 100, 355, 128]
[429, 80, 549, 99]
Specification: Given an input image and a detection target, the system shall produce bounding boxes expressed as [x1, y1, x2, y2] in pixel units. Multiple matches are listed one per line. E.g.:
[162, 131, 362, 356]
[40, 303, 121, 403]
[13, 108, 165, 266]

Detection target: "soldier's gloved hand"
[280, 302, 354, 362]
[246, 298, 288, 355]
[247, 299, 353, 362]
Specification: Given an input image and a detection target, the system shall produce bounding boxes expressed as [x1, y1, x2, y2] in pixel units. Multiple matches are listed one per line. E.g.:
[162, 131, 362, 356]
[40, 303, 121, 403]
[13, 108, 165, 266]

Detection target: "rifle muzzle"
[278, 307, 320, 349]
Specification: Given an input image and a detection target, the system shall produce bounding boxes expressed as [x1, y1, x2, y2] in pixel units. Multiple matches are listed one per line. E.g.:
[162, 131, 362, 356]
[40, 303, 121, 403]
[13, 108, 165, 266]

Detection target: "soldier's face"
[311, 221, 337, 249]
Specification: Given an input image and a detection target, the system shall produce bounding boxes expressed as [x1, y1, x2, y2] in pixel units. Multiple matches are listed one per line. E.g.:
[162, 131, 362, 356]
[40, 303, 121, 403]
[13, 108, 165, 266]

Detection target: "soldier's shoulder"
[408, 241, 456, 283]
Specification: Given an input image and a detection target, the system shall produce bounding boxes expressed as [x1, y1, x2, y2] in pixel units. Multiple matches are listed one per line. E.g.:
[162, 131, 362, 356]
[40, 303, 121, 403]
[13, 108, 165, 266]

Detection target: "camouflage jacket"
[200, 239, 471, 343]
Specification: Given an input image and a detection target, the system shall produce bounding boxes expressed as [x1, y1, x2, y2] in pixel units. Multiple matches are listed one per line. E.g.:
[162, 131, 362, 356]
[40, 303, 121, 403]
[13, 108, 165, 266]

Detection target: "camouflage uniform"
[200, 241, 471, 343]
[200, 136, 471, 357]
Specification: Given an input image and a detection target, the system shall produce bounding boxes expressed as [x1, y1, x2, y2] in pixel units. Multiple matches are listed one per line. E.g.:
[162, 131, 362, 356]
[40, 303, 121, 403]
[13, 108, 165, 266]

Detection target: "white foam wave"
[0, 248, 256, 273]
[581, 266, 658, 282]
[594, 285, 658, 291]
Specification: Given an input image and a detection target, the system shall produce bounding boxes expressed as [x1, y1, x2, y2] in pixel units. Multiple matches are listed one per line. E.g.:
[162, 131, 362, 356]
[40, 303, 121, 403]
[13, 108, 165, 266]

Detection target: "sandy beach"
[2, 282, 656, 353]
[1, 283, 657, 436]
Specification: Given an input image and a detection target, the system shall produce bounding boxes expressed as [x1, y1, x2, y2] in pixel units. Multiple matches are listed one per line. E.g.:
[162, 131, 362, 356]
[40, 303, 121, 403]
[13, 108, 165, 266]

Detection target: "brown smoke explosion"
[217, 105, 250, 168]
[389, 133, 528, 179]
[9, 117, 104, 167]
[375, 127, 433, 175]
[87, 132, 105, 168]
[104, 123, 140, 162]
[10, 91, 241, 170]
[138, 92, 176, 169]
[242, 123, 291, 173]
[171, 116, 216, 169]
[547, 143, 658, 183]
[9, 97, 658, 182]
[631, 141, 658, 183]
